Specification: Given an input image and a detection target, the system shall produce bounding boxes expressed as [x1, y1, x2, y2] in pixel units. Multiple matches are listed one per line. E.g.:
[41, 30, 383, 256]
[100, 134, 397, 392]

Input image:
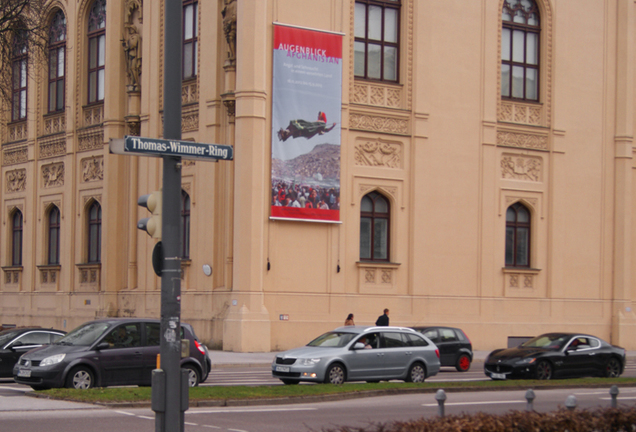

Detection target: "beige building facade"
[2, 0, 636, 352]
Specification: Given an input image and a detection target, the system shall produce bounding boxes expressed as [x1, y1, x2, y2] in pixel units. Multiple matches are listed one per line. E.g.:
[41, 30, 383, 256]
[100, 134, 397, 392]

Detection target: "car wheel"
[405, 362, 426, 383]
[534, 360, 552, 380]
[605, 357, 621, 378]
[281, 379, 299, 385]
[324, 363, 346, 385]
[66, 366, 94, 390]
[456, 354, 471, 372]
[183, 365, 200, 387]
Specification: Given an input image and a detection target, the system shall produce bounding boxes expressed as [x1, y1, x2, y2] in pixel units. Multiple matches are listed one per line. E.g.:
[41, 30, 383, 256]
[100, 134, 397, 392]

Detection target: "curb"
[27, 381, 636, 409]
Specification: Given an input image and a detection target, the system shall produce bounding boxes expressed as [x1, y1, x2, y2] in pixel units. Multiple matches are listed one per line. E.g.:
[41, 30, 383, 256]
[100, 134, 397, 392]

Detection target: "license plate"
[490, 372, 506, 380]
[275, 366, 290, 373]
[17, 369, 31, 378]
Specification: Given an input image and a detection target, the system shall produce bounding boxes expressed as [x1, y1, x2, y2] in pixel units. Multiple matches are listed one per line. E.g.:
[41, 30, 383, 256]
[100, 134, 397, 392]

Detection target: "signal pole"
[155, 0, 185, 431]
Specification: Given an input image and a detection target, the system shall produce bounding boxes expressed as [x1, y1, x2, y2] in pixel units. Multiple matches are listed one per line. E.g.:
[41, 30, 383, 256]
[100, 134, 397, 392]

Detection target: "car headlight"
[298, 358, 321, 366]
[40, 354, 66, 367]
[515, 357, 536, 365]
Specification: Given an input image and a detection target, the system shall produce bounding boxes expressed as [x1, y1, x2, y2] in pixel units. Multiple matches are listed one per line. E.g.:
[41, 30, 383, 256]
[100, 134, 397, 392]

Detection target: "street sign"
[110, 136, 233, 161]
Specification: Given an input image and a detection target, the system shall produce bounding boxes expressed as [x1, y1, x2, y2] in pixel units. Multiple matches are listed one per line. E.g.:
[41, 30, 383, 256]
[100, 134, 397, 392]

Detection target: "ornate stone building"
[1, 0, 636, 351]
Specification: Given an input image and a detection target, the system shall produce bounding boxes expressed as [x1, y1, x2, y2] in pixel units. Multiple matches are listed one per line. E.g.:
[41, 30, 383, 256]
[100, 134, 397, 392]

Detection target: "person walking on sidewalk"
[344, 313, 355, 326]
[375, 309, 389, 326]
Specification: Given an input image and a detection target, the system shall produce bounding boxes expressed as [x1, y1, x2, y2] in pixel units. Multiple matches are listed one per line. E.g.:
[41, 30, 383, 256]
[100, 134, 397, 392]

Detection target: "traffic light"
[138, 190, 162, 239]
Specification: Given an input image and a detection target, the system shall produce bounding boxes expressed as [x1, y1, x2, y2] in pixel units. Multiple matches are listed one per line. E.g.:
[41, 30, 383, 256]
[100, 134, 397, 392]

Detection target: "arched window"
[505, 202, 530, 267]
[87, 0, 106, 104]
[11, 29, 28, 121]
[360, 191, 390, 261]
[48, 206, 61, 265]
[48, 10, 66, 113]
[12, 210, 23, 266]
[181, 190, 190, 259]
[354, 0, 400, 82]
[182, 0, 198, 80]
[501, 0, 540, 101]
[88, 201, 101, 263]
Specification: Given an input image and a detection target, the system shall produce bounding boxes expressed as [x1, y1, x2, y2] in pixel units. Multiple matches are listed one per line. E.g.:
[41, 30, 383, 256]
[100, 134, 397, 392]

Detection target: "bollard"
[565, 395, 577, 411]
[435, 389, 447, 417]
[609, 385, 619, 408]
[525, 389, 535, 411]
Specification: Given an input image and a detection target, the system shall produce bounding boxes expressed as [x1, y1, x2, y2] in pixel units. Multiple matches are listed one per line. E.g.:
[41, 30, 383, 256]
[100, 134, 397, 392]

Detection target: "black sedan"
[412, 326, 473, 372]
[0, 327, 65, 377]
[484, 332, 626, 380]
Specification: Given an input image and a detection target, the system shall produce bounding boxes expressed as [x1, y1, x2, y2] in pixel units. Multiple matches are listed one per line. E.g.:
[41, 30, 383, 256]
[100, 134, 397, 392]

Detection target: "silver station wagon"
[272, 326, 440, 385]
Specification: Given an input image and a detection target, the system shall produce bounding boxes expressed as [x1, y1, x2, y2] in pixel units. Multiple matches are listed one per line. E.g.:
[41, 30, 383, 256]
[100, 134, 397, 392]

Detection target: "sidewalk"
[209, 350, 492, 368]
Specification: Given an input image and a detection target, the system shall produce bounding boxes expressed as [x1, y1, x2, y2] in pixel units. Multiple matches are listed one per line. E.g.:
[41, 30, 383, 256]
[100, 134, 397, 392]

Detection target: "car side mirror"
[11, 341, 23, 348]
[95, 342, 110, 350]
[353, 342, 365, 350]
[566, 345, 577, 352]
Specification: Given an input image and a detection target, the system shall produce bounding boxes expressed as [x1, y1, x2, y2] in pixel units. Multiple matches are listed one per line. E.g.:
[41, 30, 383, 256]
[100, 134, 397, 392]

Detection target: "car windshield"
[307, 332, 356, 348]
[55, 322, 112, 346]
[520, 334, 570, 350]
[0, 329, 19, 346]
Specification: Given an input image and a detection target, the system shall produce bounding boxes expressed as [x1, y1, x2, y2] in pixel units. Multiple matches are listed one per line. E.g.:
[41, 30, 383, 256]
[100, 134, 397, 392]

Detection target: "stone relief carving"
[499, 102, 542, 126]
[42, 163, 65, 188]
[78, 128, 104, 152]
[3, 146, 28, 166]
[39, 136, 66, 159]
[43, 113, 66, 135]
[354, 140, 402, 168]
[222, 0, 237, 64]
[352, 83, 403, 109]
[497, 130, 548, 150]
[6, 169, 26, 192]
[501, 155, 542, 182]
[182, 80, 198, 104]
[122, 23, 142, 90]
[365, 269, 375, 283]
[350, 113, 408, 135]
[81, 157, 104, 182]
[7, 122, 27, 142]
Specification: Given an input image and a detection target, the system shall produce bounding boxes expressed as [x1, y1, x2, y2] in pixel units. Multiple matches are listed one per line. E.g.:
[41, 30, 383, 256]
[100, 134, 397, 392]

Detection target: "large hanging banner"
[270, 23, 343, 223]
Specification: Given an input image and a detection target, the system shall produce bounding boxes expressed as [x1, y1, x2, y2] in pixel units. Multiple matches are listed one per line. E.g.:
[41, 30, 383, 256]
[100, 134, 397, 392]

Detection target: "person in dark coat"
[375, 309, 389, 326]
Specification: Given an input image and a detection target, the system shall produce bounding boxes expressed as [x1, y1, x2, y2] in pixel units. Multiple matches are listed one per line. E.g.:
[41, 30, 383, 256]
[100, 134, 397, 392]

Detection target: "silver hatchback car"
[272, 326, 440, 385]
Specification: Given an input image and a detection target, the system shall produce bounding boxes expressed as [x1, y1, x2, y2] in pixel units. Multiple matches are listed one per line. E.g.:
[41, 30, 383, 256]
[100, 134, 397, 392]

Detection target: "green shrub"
[322, 407, 636, 432]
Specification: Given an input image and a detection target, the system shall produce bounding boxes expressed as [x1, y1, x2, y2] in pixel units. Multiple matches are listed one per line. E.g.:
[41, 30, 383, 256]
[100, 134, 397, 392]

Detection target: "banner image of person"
[271, 23, 343, 222]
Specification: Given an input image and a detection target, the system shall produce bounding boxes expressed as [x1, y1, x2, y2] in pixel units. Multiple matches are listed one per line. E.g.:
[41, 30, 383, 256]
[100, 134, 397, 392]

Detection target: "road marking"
[189, 407, 317, 414]
[138, 416, 154, 420]
[115, 410, 136, 416]
[422, 400, 525, 407]
[228, 429, 250, 432]
[600, 396, 636, 400]
[202, 426, 221, 429]
[185, 422, 199, 426]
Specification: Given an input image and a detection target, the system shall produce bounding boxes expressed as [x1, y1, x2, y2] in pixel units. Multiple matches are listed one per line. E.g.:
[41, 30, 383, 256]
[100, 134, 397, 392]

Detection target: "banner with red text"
[270, 24, 342, 222]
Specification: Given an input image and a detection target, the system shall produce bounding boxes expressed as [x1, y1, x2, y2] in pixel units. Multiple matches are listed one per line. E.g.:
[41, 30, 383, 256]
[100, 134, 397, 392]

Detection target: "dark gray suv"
[13, 318, 210, 390]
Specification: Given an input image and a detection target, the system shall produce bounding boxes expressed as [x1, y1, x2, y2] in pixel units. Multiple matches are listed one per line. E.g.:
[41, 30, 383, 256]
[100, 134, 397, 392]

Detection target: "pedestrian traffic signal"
[138, 190, 162, 239]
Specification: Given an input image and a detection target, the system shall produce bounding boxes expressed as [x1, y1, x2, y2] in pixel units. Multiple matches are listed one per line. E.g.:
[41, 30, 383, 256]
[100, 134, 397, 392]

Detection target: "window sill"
[357, 261, 401, 269]
[502, 267, 541, 274]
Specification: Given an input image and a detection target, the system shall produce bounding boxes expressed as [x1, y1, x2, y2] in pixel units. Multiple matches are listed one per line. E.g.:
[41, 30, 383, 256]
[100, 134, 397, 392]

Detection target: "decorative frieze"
[78, 127, 104, 152]
[350, 113, 408, 135]
[43, 113, 66, 135]
[497, 130, 548, 150]
[83, 105, 104, 127]
[42, 163, 64, 188]
[354, 140, 402, 168]
[352, 83, 402, 109]
[3, 146, 28, 166]
[7, 121, 27, 142]
[182, 108, 199, 132]
[501, 154, 542, 182]
[81, 157, 104, 182]
[39, 135, 66, 159]
[499, 102, 543, 126]
[6, 169, 26, 192]
[182, 80, 198, 105]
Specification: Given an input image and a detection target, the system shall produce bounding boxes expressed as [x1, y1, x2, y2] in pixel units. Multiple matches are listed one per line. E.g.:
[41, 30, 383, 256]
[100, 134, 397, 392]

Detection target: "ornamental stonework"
[3, 146, 28, 166]
[501, 154, 542, 182]
[83, 105, 103, 127]
[7, 122, 27, 142]
[499, 102, 542, 126]
[497, 130, 548, 150]
[354, 140, 402, 168]
[43, 113, 66, 135]
[78, 128, 104, 152]
[352, 83, 402, 109]
[182, 81, 198, 105]
[42, 163, 65, 188]
[81, 157, 104, 182]
[6, 169, 26, 192]
[182, 110, 199, 132]
[39, 135, 66, 159]
[350, 113, 408, 135]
